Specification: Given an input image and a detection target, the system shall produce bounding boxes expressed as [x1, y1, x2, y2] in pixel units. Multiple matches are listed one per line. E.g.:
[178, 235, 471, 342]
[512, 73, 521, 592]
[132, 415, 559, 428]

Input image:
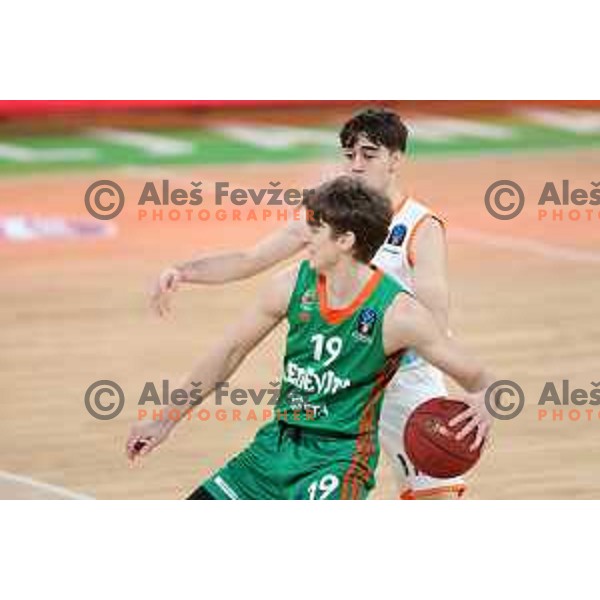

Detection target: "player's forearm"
[163, 342, 246, 429]
[421, 335, 494, 395]
[171, 221, 307, 286]
[457, 366, 495, 395]
[173, 251, 254, 284]
[442, 339, 495, 394]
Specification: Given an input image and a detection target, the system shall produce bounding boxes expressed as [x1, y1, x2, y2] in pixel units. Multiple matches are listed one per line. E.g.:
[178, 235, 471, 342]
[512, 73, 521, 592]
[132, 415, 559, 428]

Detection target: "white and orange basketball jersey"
[372, 197, 466, 499]
[372, 197, 444, 288]
[372, 197, 446, 371]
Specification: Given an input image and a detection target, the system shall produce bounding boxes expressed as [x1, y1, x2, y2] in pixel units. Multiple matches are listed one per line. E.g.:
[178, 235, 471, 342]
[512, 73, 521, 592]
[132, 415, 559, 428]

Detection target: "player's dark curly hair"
[302, 176, 392, 263]
[339, 108, 409, 153]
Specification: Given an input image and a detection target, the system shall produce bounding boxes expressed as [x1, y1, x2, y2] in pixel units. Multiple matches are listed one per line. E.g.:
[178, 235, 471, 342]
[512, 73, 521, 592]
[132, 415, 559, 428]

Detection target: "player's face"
[306, 221, 352, 271]
[341, 134, 400, 193]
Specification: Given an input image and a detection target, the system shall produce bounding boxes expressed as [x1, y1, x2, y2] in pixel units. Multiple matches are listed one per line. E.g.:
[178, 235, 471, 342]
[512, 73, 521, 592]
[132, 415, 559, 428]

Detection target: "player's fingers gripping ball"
[404, 397, 485, 478]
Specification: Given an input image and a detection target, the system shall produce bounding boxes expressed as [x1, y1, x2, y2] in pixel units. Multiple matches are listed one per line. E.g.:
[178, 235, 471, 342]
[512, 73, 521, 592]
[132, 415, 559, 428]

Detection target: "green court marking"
[1, 114, 600, 175]
[408, 119, 600, 157]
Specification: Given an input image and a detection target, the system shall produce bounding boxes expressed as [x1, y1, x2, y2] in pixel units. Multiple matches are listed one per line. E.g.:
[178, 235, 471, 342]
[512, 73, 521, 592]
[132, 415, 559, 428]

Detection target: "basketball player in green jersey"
[151, 108, 463, 500]
[127, 176, 493, 500]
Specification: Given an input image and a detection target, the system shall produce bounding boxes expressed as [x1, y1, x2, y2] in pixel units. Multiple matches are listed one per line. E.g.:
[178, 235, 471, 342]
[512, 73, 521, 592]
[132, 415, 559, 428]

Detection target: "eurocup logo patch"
[386, 223, 407, 247]
[354, 307, 378, 342]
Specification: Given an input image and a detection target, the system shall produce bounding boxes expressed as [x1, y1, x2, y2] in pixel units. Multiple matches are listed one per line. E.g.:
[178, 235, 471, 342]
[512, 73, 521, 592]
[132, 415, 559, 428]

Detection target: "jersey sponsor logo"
[284, 391, 330, 420]
[386, 223, 407, 247]
[297, 288, 318, 322]
[299, 288, 318, 310]
[353, 307, 378, 343]
[301, 289, 317, 305]
[283, 360, 351, 396]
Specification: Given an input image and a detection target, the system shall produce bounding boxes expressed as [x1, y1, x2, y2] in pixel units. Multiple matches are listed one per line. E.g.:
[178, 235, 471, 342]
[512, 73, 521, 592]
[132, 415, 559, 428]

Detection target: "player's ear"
[337, 231, 356, 254]
[389, 149, 404, 172]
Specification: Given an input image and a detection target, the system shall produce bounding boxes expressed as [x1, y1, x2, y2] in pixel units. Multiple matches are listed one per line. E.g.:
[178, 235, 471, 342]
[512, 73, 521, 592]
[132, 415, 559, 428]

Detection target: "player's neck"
[391, 191, 407, 213]
[320, 259, 376, 308]
[384, 175, 406, 214]
[385, 179, 405, 213]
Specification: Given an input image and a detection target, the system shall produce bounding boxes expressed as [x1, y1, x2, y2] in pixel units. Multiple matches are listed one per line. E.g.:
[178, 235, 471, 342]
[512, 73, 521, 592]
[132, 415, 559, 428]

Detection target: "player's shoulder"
[396, 195, 447, 229]
[259, 262, 303, 317]
[397, 194, 437, 214]
[384, 286, 441, 336]
[385, 285, 417, 317]
[381, 290, 424, 353]
[394, 195, 447, 267]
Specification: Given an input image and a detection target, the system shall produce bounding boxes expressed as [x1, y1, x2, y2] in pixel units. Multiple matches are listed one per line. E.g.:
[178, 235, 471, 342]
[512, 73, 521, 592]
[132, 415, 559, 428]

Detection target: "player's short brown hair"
[339, 107, 409, 153]
[302, 176, 392, 263]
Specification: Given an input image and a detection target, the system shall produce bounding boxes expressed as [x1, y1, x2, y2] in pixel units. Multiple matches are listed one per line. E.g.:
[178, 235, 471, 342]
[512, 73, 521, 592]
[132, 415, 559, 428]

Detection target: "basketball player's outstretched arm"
[410, 217, 449, 331]
[383, 294, 495, 450]
[127, 265, 298, 463]
[149, 218, 307, 317]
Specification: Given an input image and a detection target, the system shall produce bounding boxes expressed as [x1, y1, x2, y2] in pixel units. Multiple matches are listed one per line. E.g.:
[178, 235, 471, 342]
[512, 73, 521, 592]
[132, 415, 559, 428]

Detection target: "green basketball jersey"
[276, 260, 409, 436]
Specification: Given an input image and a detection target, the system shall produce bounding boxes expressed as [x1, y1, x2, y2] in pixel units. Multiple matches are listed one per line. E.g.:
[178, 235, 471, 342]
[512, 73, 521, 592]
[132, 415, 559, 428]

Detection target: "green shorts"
[201, 420, 380, 500]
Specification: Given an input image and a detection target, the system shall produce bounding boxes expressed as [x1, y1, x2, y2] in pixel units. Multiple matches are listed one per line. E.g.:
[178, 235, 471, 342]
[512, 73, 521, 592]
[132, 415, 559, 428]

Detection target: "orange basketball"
[404, 397, 484, 478]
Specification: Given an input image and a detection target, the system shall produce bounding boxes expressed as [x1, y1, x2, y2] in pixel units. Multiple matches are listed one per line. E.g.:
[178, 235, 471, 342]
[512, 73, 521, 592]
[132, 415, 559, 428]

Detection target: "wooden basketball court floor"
[1, 149, 599, 499]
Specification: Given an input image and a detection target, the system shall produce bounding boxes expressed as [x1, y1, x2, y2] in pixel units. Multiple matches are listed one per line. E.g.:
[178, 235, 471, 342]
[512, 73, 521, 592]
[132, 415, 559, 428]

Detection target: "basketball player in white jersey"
[150, 108, 466, 500]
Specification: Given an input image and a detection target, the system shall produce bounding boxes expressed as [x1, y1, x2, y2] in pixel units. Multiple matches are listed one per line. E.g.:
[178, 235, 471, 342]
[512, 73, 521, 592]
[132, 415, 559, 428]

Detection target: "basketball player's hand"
[449, 391, 492, 451]
[149, 266, 183, 318]
[126, 420, 173, 465]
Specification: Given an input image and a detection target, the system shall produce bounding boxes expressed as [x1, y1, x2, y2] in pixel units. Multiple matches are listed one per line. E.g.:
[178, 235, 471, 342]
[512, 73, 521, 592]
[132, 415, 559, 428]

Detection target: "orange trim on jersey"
[317, 268, 383, 326]
[341, 373, 384, 499]
[406, 213, 447, 269]
[399, 484, 467, 500]
[341, 353, 405, 499]
[403, 194, 446, 221]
